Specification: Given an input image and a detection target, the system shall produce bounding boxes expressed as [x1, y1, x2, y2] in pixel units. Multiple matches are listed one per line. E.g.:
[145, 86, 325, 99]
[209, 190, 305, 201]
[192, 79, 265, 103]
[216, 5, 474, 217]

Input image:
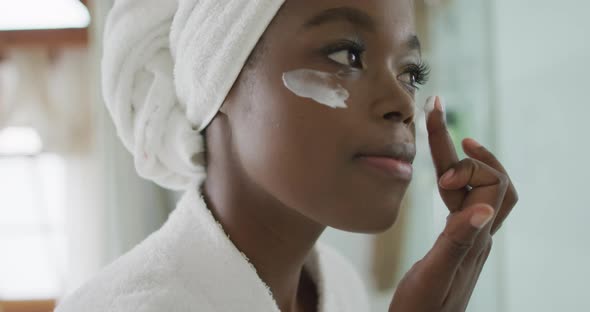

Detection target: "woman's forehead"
[280, 0, 415, 28]
[277, 0, 417, 47]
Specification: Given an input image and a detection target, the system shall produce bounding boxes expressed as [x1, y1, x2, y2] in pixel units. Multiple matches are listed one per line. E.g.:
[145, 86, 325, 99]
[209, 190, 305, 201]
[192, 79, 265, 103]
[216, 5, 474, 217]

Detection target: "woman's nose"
[370, 74, 415, 126]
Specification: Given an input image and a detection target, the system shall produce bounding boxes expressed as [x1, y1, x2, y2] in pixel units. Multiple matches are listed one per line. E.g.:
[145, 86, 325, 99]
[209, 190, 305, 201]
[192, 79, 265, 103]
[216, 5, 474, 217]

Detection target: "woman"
[56, 0, 518, 311]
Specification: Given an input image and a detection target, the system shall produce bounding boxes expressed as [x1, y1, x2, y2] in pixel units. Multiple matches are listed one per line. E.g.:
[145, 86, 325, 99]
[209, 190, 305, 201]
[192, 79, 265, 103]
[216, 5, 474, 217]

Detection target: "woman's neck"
[202, 167, 325, 312]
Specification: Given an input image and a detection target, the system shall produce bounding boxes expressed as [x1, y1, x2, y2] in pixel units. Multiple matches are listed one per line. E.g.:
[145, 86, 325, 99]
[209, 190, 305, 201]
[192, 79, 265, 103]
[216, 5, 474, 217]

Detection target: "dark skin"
[202, 0, 518, 311]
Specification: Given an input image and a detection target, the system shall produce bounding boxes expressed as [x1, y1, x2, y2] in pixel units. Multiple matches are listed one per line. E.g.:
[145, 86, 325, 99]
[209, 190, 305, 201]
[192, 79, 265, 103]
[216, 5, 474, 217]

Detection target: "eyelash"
[402, 62, 431, 90]
[321, 39, 431, 90]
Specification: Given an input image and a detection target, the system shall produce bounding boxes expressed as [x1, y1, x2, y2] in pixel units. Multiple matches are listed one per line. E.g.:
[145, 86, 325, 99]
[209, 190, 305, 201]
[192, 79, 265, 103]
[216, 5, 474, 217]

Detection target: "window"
[0, 0, 90, 31]
[0, 127, 67, 300]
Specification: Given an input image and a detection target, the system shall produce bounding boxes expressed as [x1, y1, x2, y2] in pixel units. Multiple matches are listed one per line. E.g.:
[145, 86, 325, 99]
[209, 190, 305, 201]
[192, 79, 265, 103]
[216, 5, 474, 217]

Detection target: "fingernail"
[468, 138, 482, 148]
[470, 208, 494, 229]
[435, 96, 445, 113]
[424, 96, 436, 116]
[439, 168, 455, 186]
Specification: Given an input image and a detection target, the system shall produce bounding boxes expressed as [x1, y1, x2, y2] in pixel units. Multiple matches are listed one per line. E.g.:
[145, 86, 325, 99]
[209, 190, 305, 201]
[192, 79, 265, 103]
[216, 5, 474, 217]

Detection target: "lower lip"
[356, 156, 413, 180]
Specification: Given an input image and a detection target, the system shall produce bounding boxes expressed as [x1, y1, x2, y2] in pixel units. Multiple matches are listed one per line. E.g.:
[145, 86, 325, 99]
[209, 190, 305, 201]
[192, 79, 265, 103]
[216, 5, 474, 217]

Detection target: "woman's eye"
[327, 49, 364, 69]
[398, 72, 417, 88]
[398, 63, 430, 91]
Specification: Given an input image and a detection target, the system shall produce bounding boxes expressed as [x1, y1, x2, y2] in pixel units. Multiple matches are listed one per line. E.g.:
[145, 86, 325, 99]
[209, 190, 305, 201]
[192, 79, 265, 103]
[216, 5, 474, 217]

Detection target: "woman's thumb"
[421, 204, 495, 282]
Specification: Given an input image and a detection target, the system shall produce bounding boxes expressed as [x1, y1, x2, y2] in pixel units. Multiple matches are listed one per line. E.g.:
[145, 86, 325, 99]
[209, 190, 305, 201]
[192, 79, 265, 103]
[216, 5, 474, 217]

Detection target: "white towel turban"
[102, 0, 285, 190]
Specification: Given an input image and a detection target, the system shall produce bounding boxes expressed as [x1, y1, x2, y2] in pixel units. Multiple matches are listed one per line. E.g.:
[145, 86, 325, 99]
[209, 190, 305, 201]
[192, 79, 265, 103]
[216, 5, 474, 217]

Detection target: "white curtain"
[0, 48, 91, 153]
[0, 0, 174, 298]
[61, 0, 174, 296]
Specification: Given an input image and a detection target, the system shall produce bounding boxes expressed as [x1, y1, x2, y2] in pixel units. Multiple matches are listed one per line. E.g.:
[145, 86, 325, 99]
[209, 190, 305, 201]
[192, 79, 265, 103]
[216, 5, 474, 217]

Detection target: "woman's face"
[216, 0, 425, 233]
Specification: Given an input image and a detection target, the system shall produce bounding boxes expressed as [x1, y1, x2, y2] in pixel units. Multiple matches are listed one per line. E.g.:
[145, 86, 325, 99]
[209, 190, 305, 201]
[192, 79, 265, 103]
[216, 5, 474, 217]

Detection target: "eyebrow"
[406, 35, 421, 53]
[302, 6, 422, 54]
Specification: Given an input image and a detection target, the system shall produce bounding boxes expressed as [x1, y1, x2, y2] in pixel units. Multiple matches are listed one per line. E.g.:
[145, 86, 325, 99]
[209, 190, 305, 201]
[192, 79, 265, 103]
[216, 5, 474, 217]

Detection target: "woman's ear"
[219, 80, 240, 116]
[219, 101, 230, 115]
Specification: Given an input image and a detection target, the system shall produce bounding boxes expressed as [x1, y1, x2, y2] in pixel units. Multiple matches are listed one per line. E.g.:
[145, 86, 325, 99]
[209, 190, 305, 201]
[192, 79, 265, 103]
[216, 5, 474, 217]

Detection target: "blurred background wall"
[491, 0, 590, 310]
[0, 0, 588, 311]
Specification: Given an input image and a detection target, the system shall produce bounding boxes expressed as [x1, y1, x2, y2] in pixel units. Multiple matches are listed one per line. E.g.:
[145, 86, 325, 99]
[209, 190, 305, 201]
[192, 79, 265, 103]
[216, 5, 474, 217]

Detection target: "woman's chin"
[328, 202, 402, 234]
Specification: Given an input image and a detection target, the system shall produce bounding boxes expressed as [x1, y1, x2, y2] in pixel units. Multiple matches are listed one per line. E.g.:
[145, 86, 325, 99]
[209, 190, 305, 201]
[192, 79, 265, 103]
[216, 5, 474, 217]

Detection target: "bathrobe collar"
[162, 184, 341, 311]
[56, 184, 369, 312]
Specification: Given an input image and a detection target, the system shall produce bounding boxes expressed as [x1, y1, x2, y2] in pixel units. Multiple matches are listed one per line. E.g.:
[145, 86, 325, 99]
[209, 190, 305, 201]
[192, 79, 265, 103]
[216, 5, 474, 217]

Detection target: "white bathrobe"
[55, 186, 370, 312]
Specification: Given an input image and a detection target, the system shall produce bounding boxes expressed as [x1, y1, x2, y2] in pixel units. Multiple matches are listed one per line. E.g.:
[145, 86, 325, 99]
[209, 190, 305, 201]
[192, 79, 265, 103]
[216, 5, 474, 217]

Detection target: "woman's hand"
[389, 96, 519, 312]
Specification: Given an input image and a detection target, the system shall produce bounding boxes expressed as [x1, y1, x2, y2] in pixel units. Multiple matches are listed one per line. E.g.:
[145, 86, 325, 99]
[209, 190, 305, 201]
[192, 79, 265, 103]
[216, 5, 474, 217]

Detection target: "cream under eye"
[282, 69, 350, 109]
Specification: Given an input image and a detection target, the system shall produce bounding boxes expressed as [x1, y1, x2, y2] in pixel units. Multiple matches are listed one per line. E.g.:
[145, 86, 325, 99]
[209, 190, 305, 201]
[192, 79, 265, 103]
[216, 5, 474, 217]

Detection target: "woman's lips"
[356, 156, 413, 180]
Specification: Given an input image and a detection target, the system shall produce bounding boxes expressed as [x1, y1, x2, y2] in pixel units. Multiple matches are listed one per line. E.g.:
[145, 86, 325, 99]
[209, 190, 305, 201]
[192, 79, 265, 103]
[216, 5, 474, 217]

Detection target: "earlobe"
[219, 101, 230, 115]
[219, 84, 239, 116]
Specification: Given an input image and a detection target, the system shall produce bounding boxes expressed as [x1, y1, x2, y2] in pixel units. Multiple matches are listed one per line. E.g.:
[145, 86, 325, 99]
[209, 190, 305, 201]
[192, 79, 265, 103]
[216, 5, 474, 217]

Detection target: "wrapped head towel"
[102, 0, 285, 190]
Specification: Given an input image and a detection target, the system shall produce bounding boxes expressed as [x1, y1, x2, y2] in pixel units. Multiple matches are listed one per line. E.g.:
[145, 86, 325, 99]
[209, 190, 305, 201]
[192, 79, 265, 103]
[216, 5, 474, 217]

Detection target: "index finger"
[425, 96, 465, 211]
[425, 96, 459, 176]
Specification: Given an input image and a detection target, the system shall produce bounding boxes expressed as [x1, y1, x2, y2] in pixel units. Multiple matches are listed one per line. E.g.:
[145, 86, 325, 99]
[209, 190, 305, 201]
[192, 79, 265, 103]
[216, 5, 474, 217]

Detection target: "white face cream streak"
[282, 69, 350, 109]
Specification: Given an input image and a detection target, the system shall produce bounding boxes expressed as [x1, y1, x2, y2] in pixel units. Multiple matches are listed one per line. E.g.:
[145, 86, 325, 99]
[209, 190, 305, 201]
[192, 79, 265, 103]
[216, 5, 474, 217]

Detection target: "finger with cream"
[282, 69, 350, 109]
